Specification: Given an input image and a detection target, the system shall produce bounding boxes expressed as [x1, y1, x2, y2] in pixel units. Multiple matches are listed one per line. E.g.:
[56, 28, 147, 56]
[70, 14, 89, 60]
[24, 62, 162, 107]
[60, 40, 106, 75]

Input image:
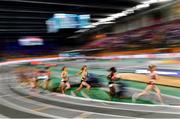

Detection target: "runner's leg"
[153, 85, 163, 104]
[133, 85, 152, 102]
[76, 83, 83, 92]
[60, 82, 65, 94]
[65, 82, 71, 91]
[82, 81, 91, 91]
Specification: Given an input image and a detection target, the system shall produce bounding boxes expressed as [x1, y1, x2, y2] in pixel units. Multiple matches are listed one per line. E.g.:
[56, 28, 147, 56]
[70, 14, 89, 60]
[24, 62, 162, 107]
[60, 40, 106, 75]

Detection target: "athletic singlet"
[36, 70, 50, 80]
[147, 71, 157, 85]
[108, 72, 116, 84]
[81, 71, 88, 82]
[61, 71, 69, 82]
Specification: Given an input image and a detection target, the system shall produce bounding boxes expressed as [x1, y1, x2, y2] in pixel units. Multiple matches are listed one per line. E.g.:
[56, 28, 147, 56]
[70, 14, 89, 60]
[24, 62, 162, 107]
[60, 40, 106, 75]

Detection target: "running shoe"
[132, 93, 137, 103]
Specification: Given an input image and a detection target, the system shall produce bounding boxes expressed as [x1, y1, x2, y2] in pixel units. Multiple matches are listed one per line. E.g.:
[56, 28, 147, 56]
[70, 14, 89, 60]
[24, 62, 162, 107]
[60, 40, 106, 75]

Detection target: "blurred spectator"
[83, 19, 180, 51]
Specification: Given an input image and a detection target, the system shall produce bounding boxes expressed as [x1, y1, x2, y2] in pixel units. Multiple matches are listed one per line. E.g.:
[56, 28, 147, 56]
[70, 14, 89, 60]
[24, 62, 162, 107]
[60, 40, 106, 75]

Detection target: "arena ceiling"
[0, 0, 170, 41]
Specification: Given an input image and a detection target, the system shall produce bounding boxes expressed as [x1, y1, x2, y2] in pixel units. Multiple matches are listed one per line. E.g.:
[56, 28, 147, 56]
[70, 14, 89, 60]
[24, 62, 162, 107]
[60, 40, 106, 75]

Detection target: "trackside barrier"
[0, 57, 61, 66]
[0, 53, 179, 66]
[93, 53, 180, 59]
[135, 69, 180, 78]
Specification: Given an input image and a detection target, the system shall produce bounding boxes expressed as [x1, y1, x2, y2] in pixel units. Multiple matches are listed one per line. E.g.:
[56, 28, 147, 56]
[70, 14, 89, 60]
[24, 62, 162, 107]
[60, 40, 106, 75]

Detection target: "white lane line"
[32, 106, 50, 112]
[0, 98, 64, 119]
[3, 79, 180, 115]
[0, 94, 16, 98]
[73, 112, 92, 119]
[42, 98, 134, 119]
[5, 94, 55, 110]
[0, 89, 134, 118]
[51, 91, 180, 108]
[2, 59, 180, 113]
[28, 91, 179, 115]
[50, 93, 180, 113]
[0, 114, 10, 119]
[27, 94, 134, 118]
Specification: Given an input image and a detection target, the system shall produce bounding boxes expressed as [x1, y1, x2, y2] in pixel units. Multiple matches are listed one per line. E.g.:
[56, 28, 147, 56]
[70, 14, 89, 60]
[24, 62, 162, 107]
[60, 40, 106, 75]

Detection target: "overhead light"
[83, 25, 96, 28]
[91, 22, 101, 26]
[124, 8, 135, 14]
[54, 13, 66, 18]
[142, 0, 157, 4]
[75, 29, 89, 33]
[135, 3, 150, 10]
[143, 0, 172, 4]
[90, 21, 115, 27]
[98, 17, 116, 22]
[100, 22, 115, 24]
[110, 12, 127, 18]
[122, 10, 133, 15]
[157, 0, 172, 2]
[89, 0, 169, 29]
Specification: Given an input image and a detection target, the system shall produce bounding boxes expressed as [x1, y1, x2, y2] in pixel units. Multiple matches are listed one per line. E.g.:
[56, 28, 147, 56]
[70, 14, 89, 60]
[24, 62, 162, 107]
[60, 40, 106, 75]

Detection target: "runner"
[60, 66, 71, 94]
[43, 67, 51, 90]
[32, 67, 51, 89]
[132, 64, 163, 104]
[76, 65, 91, 92]
[107, 67, 117, 96]
[107, 67, 126, 97]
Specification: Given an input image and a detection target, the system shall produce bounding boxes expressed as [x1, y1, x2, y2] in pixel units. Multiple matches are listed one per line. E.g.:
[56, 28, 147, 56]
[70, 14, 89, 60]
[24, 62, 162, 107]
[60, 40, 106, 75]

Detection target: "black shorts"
[62, 81, 67, 83]
[147, 82, 155, 86]
[109, 81, 115, 85]
[81, 77, 87, 83]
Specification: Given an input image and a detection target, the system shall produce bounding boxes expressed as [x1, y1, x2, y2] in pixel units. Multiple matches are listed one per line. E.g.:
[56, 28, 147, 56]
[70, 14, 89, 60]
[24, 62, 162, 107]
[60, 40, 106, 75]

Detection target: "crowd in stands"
[83, 19, 180, 51]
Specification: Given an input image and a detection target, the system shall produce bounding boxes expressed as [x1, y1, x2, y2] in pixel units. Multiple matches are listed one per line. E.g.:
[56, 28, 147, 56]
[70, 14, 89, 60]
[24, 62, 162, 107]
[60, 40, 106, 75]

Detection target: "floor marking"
[17, 95, 32, 100]
[0, 94, 16, 98]
[32, 106, 50, 112]
[47, 92, 180, 114]
[25, 95, 32, 98]
[0, 114, 10, 119]
[0, 98, 64, 118]
[73, 112, 92, 119]
[13, 92, 131, 118]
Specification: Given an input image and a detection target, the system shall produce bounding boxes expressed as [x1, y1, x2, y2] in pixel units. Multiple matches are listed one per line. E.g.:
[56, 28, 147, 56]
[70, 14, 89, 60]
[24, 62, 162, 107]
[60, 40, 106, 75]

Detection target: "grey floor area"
[0, 61, 180, 118]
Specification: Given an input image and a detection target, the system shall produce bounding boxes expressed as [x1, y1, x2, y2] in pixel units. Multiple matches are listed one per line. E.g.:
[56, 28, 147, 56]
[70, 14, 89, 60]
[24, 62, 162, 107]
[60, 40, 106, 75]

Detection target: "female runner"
[107, 67, 126, 97]
[32, 67, 50, 89]
[132, 64, 163, 104]
[76, 65, 91, 92]
[60, 66, 71, 94]
[107, 67, 118, 96]
[43, 67, 51, 90]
